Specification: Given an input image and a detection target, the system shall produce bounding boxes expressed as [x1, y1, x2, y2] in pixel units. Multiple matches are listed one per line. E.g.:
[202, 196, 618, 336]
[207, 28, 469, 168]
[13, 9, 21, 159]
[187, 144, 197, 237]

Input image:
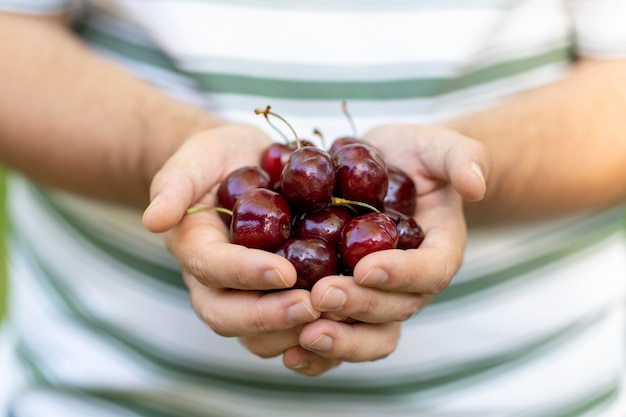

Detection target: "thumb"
[142, 124, 274, 233]
[441, 137, 490, 202]
[142, 135, 219, 233]
[364, 124, 491, 201]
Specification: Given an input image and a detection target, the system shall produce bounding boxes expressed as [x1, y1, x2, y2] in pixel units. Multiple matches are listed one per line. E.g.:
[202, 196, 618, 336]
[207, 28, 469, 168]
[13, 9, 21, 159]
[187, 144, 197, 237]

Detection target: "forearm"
[448, 58, 626, 225]
[0, 13, 224, 206]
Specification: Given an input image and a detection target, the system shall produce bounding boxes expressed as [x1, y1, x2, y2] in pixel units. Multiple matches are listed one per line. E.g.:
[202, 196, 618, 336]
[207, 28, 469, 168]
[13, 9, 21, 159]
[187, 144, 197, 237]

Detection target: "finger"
[282, 346, 342, 376]
[240, 327, 303, 359]
[299, 319, 401, 362]
[353, 188, 467, 294]
[363, 124, 491, 201]
[426, 129, 490, 202]
[186, 277, 319, 337]
[353, 233, 464, 295]
[143, 125, 271, 233]
[311, 276, 430, 323]
[168, 208, 296, 290]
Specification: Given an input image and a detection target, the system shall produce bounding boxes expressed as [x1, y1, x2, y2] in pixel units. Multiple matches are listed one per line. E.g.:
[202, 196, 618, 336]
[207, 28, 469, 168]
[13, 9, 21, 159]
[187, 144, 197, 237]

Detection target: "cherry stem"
[342, 100, 358, 138]
[255, 105, 301, 149]
[331, 197, 380, 213]
[186, 206, 233, 216]
[313, 128, 326, 149]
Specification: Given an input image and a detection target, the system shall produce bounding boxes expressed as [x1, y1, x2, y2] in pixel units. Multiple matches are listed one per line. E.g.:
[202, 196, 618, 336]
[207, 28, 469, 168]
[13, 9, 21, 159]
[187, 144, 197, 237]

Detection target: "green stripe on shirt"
[16, 234, 617, 399]
[76, 22, 573, 100]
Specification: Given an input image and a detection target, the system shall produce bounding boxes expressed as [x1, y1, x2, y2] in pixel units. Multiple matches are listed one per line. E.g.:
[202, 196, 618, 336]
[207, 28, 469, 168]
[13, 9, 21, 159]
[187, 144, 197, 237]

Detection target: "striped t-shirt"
[1, 1, 626, 416]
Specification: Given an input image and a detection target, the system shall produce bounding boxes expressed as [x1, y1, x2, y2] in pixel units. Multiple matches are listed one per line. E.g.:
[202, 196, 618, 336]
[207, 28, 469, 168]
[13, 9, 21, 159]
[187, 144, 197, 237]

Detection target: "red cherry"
[276, 237, 340, 290]
[260, 140, 316, 189]
[260, 143, 293, 187]
[328, 136, 366, 156]
[333, 143, 388, 211]
[217, 165, 271, 213]
[280, 146, 336, 214]
[339, 212, 398, 272]
[293, 206, 353, 248]
[230, 188, 292, 251]
[384, 165, 417, 216]
[384, 208, 425, 249]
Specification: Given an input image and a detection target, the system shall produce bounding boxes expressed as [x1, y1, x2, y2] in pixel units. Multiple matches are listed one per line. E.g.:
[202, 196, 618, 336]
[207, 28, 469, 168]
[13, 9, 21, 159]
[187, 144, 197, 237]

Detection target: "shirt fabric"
[1, 1, 626, 416]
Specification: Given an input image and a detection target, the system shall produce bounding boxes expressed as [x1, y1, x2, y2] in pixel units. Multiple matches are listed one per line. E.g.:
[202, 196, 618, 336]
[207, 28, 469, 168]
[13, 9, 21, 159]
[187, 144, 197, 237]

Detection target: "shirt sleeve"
[0, 0, 75, 15]
[567, 0, 626, 58]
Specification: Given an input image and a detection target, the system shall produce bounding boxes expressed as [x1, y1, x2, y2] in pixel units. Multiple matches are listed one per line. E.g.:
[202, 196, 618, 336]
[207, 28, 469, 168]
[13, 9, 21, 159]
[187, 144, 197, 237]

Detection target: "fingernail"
[263, 269, 289, 287]
[470, 162, 486, 190]
[306, 334, 333, 352]
[287, 302, 317, 324]
[291, 361, 308, 370]
[142, 194, 161, 221]
[317, 287, 347, 311]
[359, 268, 388, 286]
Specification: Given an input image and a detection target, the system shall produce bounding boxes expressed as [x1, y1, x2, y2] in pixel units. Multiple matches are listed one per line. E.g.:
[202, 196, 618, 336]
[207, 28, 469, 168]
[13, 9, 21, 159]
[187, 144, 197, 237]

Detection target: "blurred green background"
[0, 167, 7, 323]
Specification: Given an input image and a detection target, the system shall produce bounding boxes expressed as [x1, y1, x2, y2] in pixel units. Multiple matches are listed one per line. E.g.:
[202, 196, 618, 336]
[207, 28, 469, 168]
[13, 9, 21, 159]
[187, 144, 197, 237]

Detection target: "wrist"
[136, 100, 226, 204]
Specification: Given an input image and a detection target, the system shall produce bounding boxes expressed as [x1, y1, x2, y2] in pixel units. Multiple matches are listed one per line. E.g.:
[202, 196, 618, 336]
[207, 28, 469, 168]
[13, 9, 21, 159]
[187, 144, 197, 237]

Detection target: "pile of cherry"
[188, 106, 424, 291]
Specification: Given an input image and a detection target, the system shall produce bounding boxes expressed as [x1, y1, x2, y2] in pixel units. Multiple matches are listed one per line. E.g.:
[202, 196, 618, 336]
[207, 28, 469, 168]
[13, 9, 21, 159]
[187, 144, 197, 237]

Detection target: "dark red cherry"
[217, 166, 271, 224]
[384, 165, 417, 216]
[339, 212, 398, 272]
[260, 141, 317, 189]
[276, 237, 340, 290]
[328, 136, 366, 156]
[333, 143, 388, 211]
[293, 206, 353, 248]
[260, 143, 293, 187]
[230, 188, 292, 251]
[280, 147, 336, 214]
[384, 208, 425, 249]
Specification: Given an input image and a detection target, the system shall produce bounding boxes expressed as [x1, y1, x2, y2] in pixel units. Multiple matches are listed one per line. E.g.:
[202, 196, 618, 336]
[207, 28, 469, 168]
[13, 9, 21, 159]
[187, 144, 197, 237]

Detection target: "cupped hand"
[256, 123, 489, 375]
[352, 123, 490, 296]
[142, 124, 320, 337]
[313, 124, 489, 323]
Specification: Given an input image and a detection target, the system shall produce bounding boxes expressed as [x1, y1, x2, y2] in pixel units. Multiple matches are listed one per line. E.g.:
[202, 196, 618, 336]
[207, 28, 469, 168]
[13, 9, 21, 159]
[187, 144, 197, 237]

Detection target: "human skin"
[450, 58, 626, 225]
[1, 13, 625, 377]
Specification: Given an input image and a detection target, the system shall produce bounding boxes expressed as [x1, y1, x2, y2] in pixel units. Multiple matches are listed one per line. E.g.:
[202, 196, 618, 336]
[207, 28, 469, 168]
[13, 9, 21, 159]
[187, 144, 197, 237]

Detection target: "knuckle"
[241, 338, 278, 359]
[398, 296, 422, 321]
[430, 257, 457, 295]
[185, 253, 214, 287]
[195, 303, 233, 337]
[250, 308, 271, 335]
[377, 334, 399, 359]
[207, 317, 232, 337]
[227, 255, 249, 288]
[340, 343, 362, 362]
[354, 294, 379, 318]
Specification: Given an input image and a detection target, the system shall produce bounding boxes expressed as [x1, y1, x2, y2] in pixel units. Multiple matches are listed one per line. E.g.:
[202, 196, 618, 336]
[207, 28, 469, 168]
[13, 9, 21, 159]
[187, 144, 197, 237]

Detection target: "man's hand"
[143, 124, 321, 339]
[241, 124, 491, 376]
